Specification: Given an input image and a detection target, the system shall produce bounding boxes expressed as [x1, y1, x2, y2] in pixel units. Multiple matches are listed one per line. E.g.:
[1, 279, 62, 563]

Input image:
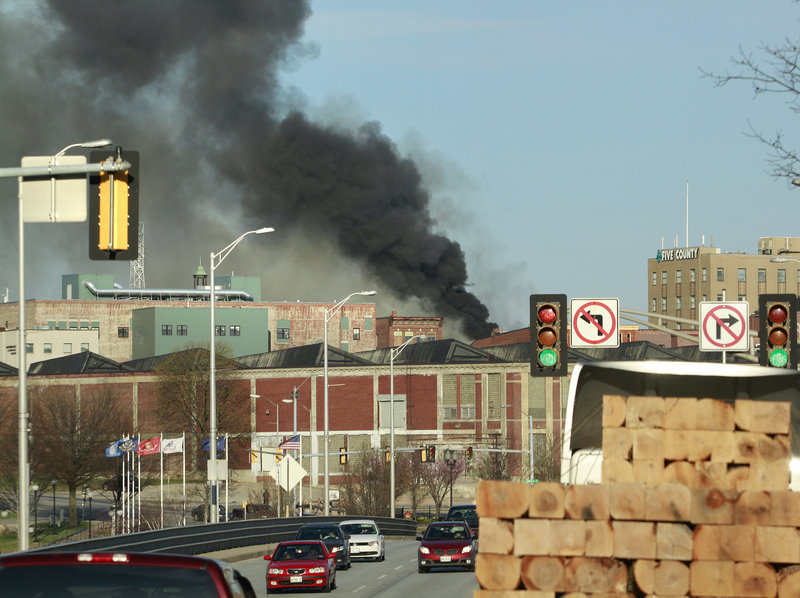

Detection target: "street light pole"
[51, 478, 57, 525]
[389, 334, 426, 517]
[16, 138, 112, 552]
[323, 290, 377, 516]
[209, 226, 274, 523]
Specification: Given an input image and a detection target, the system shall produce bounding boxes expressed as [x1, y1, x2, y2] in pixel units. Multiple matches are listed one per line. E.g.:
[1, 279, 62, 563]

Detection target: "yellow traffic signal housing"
[275, 448, 284, 463]
[98, 168, 129, 252]
[339, 447, 348, 465]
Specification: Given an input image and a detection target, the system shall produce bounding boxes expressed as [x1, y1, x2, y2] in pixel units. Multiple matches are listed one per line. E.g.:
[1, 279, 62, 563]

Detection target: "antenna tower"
[129, 222, 145, 289]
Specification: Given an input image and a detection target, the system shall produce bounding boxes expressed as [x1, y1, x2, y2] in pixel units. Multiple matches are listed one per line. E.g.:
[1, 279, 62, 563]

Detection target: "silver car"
[339, 519, 385, 561]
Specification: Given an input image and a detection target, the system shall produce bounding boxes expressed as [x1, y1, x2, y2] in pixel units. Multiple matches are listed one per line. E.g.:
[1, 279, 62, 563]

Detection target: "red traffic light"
[537, 304, 558, 324]
[768, 303, 789, 324]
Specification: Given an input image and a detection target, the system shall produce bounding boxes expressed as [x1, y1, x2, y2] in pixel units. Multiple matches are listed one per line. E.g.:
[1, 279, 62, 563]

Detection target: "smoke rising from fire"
[0, 0, 496, 339]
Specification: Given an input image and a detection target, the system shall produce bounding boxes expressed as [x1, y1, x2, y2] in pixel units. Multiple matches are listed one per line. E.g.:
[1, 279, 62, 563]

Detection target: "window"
[80, 321, 89, 330]
[676, 270, 682, 284]
[676, 297, 682, 310]
[118, 327, 129, 338]
[277, 328, 290, 340]
[759, 269, 767, 283]
[63, 343, 72, 353]
[702, 294, 707, 302]
[717, 293, 724, 301]
[661, 271, 667, 284]
[81, 343, 90, 352]
[91, 321, 100, 330]
[651, 298, 657, 312]
[352, 327, 360, 340]
[69, 321, 78, 330]
[43, 343, 52, 354]
[177, 325, 188, 336]
[215, 325, 226, 336]
[652, 272, 657, 286]
[702, 268, 707, 282]
[364, 317, 372, 331]
[161, 324, 173, 336]
[661, 298, 667, 311]
[25, 343, 33, 354]
[738, 294, 746, 301]
[779, 269, 787, 283]
[690, 269, 696, 283]
[690, 296, 696, 309]
[738, 268, 746, 282]
[229, 325, 240, 336]
[716, 268, 724, 282]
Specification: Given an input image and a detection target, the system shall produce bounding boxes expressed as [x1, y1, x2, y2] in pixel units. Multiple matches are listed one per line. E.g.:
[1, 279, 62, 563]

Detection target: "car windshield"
[273, 544, 324, 561]
[0, 564, 220, 597]
[298, 527, 340, 541]
[425, 525, 468, 540]
[449, 508, 477, 520]
[341, 523, 376, 535]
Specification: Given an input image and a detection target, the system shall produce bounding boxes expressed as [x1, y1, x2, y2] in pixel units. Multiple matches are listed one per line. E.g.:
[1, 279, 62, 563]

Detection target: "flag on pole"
[279, 434, 301, 450]
[202, 436, 225, 454]
[118, 437, 138, 453]
[105, 439, 122, 457]
[137, 436, 161, 455]
[162, 436, 184, 454]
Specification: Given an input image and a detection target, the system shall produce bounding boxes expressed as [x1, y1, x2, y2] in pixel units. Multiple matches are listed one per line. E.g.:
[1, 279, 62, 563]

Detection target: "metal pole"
[209, 250, 218, 523]
[323, 316, 330, 516]
[529, 414, 534, 483]
[17, 174, 29, 551]
[293, 388, 298, 516]
[389, 350, 395, 517]
[88, 494, 92, 538]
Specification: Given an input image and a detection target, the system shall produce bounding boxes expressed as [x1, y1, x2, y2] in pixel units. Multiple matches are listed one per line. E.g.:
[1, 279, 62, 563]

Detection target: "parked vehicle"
[295, 522, 351, 569]
[191, 504, 228, 522]
[417, 520, 476, 573]
[339, 519, 385, 561]
[0, 551, 256, 597]
[264, 540, 336, 593]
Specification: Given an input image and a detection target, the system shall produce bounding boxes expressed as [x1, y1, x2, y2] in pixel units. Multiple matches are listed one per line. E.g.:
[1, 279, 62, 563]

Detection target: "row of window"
[653, 267, 794, 285]
[46, 320, 100, 331]
[5, 342, 89, 355]
[651, 293, 746, 313]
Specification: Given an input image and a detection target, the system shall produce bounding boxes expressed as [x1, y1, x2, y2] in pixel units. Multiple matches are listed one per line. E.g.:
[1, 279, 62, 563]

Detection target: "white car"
[339, 519, 385, 561]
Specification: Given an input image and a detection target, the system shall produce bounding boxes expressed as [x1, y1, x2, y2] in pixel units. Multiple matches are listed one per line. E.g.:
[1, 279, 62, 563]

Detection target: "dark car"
[192, 503, 228, 522]
[295, 522, 351, 569]
[446, 503, 479, 536]
[417, 520, 477, 573]
[0, 551, 256, 597]
[264, 540, 336, 593]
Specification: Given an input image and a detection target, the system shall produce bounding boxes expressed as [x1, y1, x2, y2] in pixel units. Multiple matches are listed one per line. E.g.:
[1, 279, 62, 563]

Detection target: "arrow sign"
[699, 301, 749, 352]
[570, 298, 620, 348]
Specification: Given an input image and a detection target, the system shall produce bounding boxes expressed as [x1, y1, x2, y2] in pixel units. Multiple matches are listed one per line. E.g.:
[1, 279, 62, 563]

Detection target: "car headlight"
[308, 567, 325, 574]
[330, 546, 342, 553]
[419, 546, 430, 555]
[268, 568, 284, 575]
[369, 541, 378, 547]
[461, 545, 473, 554]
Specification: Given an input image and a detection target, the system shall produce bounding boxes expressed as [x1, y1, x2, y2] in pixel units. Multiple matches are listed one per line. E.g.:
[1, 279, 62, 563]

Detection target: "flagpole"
[121, 440, 126, 534]
[224, 434, 229, 521]
[159, 433, 165, 528]
[182, 432, 186, 527]
[137, 435, 142, 532]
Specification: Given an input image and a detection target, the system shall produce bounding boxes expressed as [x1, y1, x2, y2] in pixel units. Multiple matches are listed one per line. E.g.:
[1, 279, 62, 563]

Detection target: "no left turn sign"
[570, 298, 620, 348]
[699, 301, 749, 352]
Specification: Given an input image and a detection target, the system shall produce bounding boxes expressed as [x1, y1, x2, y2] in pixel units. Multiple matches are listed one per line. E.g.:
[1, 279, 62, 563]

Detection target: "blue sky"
[280, 1, 800, 331]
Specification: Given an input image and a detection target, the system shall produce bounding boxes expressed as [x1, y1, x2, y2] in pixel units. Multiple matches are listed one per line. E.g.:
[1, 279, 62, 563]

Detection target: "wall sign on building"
[656, 247, 699, 262]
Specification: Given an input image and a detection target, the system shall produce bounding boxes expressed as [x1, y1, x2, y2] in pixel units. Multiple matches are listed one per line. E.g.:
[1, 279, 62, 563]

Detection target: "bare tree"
[474, 435, 511, 482]
[421, 459, 466, 519]
[397, 454, 428, 519]
[339, 446, 391, 517]
[30, 384, 128, 526]
[155, 346, 249, 473]
[702, 33, 800, 181]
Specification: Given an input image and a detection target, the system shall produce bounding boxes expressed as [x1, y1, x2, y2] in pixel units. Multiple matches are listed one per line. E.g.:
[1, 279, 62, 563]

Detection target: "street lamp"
[31, 484, 38, 543]
[209, 227, 274, 523]
[16, 138, 112, 552]
[323, 290, 377, 516]
[51, 478, 57, 525]
[389, 334, 426, 517]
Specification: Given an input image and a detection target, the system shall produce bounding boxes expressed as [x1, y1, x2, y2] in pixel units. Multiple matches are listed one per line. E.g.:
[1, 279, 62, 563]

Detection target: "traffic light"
[466, 446, 473, 461]
[759, 294, 798, 368]
[419, 447, 427, 463]
[275, 448, 284, 463]
[530, 294, 568, 377]
[339, 447, 348, 465]
[384, 446, 391, 463]
[427, 445, 436, 462]
[89, 149, 139, 260]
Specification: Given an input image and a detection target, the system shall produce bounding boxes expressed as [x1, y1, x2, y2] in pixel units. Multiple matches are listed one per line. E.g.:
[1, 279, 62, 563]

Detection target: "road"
[233, 539, 479, 598]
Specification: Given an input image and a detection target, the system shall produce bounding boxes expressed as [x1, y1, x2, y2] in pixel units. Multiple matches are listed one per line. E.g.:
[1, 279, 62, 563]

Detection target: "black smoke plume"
[0, 0, 496, 340]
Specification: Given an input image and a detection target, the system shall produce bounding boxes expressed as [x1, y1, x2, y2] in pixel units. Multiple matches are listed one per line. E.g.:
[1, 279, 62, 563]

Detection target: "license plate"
[351, 547, 360, 553]
[290, 576, 303, 583]
[440, 556, 451, 563]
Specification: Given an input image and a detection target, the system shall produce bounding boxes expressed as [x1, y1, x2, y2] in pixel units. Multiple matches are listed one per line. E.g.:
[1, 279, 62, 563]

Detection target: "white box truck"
[560, 360, 800, 489]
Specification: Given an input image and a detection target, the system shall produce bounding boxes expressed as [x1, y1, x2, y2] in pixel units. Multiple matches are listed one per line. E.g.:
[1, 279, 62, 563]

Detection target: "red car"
[417, 520, 477, 573]
[0, 551, 256, 597]
[265, 540, 337, 593]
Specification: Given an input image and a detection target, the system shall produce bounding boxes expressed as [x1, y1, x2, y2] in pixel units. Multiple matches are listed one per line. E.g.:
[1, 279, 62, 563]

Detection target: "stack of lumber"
[473, 397, 800, 598]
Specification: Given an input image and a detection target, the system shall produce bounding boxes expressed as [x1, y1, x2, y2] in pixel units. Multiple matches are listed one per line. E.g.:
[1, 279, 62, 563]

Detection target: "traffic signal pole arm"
[0, 158, 131, 179]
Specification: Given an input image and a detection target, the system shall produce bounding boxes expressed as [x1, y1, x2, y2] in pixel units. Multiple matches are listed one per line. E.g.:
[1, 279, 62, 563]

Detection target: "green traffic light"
[538, 348, 558, 367]
[769, 348, 789, 368]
